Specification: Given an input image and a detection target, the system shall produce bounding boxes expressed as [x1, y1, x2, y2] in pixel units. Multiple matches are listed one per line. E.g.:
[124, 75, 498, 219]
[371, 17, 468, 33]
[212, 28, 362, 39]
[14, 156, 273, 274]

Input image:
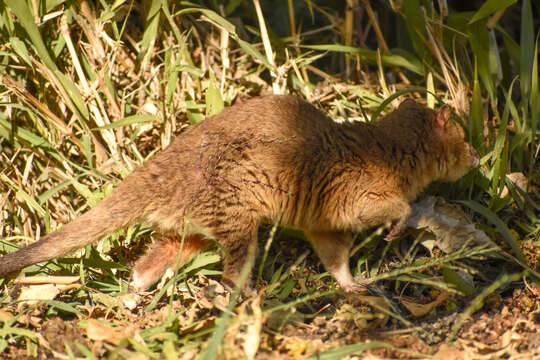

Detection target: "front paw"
[384, 219, 407, 241]
[384, 230, 401, 241]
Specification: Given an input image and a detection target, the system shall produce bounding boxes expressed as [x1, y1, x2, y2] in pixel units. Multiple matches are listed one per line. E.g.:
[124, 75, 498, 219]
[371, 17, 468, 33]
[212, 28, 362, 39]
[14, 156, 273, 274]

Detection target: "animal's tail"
[0, 185, 148, 277]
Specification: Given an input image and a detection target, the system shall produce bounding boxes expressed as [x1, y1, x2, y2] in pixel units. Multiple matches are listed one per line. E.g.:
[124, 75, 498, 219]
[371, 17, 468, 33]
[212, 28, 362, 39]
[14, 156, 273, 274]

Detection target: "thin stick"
[362, 0, 410, 85]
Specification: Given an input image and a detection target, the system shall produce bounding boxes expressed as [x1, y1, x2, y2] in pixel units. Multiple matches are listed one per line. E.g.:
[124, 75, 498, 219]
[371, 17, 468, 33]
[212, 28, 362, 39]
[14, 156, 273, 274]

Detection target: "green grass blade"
[401, 0, 429, 61]
[138, 0, 161, 60]
[459, 200, 526, 264]
[370, 87, 439, 123]
[450, 271, 523, 339]
[3, 0, 56, 70]
[177, 7, 273, 70]
[470, 61, 484, 151]
[4, 0, 89, 119]
[311, 342, 393, 360]
[520, 0, 534, 98]
[302, 44, 423, 75]
[468, 0, 517, 24]
[94, 115, 159, 130]
[468, 19, 496, 100]
[235, 38, 273, 70]
[529, 35, 539, 176]
[205, 70, 224, 117]
[9, 37, 31, 66]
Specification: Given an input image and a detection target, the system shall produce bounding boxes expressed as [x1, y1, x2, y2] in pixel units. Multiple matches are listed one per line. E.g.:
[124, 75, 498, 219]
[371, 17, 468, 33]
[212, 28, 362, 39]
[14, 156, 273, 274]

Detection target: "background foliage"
[0, 0, 538, 358]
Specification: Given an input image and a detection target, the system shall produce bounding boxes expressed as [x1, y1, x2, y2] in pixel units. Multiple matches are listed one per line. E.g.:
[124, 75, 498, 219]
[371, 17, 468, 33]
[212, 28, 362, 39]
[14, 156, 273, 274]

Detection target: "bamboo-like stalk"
[345, 0, 355, 79]
[252, 0, 280, 94]
[287, 0, 310, 85]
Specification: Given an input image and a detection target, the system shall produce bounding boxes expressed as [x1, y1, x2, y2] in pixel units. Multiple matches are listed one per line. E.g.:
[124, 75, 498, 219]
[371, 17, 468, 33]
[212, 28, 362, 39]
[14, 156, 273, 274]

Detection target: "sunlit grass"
[0, 0, 538, 358]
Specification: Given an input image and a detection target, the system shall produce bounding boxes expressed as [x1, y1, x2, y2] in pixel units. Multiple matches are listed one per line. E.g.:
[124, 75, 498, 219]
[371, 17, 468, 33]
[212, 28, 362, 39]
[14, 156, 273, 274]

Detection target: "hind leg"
[129, 233, 208, 292]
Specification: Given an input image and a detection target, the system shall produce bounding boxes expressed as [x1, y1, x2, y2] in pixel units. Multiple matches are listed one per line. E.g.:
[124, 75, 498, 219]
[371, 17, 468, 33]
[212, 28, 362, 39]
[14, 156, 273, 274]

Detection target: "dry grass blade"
[1, 75, 71, 135]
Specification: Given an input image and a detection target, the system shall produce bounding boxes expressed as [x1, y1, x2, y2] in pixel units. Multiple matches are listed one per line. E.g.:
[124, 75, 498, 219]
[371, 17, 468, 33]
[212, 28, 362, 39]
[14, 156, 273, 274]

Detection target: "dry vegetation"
[0, 0, 539, 359]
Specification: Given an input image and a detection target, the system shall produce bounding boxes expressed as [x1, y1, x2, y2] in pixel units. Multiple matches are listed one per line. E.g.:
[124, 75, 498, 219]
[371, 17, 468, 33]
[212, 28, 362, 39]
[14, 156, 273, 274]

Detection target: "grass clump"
[0, 1, 538, 358]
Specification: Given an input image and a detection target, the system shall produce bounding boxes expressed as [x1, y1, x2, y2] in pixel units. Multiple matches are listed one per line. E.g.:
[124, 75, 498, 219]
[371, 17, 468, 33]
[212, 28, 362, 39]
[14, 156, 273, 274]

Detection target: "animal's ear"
[399, 98, 418, 109]
[434, 105, 451, 130]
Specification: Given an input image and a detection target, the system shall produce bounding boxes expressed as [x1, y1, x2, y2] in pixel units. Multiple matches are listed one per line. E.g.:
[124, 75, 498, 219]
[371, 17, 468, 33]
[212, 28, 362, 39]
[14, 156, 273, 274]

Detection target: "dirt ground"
[1, 269, 538, 359]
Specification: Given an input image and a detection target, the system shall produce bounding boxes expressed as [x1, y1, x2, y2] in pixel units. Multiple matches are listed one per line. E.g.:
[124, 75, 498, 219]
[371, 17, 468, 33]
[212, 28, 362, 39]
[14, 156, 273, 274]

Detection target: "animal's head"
[393, 99, 479, 182]
[427, 103, 479, 182]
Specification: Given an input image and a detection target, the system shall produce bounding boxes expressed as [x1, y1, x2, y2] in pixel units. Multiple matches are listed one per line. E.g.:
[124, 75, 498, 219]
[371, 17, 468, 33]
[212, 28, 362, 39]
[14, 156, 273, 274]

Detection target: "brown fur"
[0, 95, 478, 291]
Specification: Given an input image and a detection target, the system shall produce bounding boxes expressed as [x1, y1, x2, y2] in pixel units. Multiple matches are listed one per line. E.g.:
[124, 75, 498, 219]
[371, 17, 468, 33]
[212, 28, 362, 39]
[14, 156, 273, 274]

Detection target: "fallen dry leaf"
[434, 343, 467, 359]
[409, 196, 494, 253]
[86, 319, 135, 345]
[0, 310, 13, 322]
[500, 172, 529, 197]
[238, 297, 262, 360]
[17, 283, 79, 306]
[400, 291, 450, 318]
[14, 275, 80, 285]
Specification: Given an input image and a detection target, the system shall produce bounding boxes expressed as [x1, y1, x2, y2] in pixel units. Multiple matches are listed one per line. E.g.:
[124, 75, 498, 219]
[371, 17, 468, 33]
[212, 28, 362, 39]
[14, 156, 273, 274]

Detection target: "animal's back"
[134, 95, 334, 231]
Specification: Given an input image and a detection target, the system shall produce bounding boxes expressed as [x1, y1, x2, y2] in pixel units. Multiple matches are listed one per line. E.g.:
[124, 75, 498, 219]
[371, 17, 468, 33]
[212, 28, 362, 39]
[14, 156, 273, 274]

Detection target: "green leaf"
[75, 344, 98, 360]
[165, 50, 180, 105]
[4, 0, 90, 119]
[470, 62, 484, 151]
[311, 342, 393, 360]
[490, 80, 515, 194]
[176, 7, 272, 70]
[44, 0, 67, 12]
[182, 252, 220, 273]
[451, 272, 523, 339]
[442, 266, 475, 296]
[15, 189, 46, 217]
[55, 71, 90, 119]
[468, 20, 497, 100]
[205, 70, 224, 117]
[42, 300, 84, 316]
[499, 28, 521, 74]
[3, 0, 56, 70]
[138, 0, 161, 60]
[185, 96, 205, 125]
[174, 65, 204, 78]
[401, 0, 430, 61]
[520, 0, 534, 98]
[468, 0, 517, 24]
[94, 115, 159, 130]
[301, 44, 423, 75]
[529, 35, 539, 176]
[161, 0, 193, 66]
[236, 38, 273, 70]
[81, 134, 94, 169]
[72, 181, 103, 207]
[0, 327, 38, 339]
[224, 0, 243, 15]
[10, 37, 31, 66]
[177, 8, 236, 32]
[0, 115, 57, 156]
[370, 87, 438, 123]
